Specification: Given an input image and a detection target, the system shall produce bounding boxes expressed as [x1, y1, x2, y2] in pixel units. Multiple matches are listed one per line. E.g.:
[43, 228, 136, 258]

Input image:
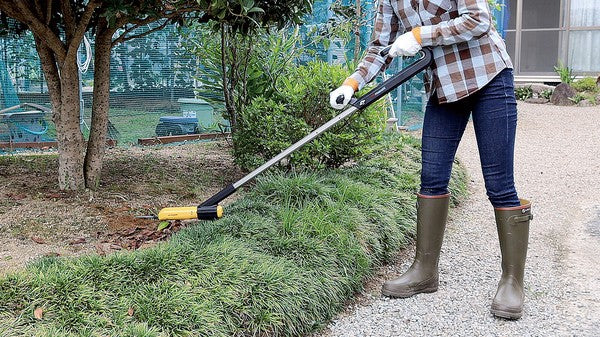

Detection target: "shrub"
[515, 86, 533, 101]
[234, 61, 385, 171]
[571, 77, 599, 93]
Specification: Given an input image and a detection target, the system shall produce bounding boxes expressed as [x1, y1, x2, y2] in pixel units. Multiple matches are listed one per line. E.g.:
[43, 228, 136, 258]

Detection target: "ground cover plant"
[0, 134, 467, 336]
[570, 77, 599, 105]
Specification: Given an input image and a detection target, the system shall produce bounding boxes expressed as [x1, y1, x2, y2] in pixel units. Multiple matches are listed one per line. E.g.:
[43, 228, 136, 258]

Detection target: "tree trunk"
[221, 25, 237, 132]
[34, 37, 85, 190]
[56, 57, 86, 190]
[84, 23, 113, 189]
[354, 0, 362, 62]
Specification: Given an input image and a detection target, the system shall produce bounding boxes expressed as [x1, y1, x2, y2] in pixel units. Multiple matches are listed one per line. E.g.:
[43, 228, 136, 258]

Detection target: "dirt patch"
[0, 140, 243, 273]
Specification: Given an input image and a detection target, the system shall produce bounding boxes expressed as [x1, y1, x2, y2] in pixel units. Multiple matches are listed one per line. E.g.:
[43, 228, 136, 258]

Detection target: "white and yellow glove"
[329, 79, 358, 110]
[389, 29, 422, 58]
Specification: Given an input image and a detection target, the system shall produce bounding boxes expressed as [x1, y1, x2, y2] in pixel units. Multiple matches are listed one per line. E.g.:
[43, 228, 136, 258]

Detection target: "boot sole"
[381, 284, 438, 299]
[490, 303, 523, 320]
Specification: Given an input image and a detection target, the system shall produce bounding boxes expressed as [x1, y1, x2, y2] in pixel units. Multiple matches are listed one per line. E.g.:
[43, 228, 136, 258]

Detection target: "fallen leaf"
[121, 228, 137, 236]
[46, 192, 62, 199]
[8, 193, 27, 200]
[127, 307, 134, 316]
[95, 243, 107, 256]
[157, 221, 170, 231]
[68, 238, 86, 245]
[44, 252, 61, 257]
[34, 307, 43, 319]
[31, 236, 45, 244]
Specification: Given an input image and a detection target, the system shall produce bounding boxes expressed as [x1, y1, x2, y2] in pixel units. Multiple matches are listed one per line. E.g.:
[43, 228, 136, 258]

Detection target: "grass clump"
[0, 134, 468, 336]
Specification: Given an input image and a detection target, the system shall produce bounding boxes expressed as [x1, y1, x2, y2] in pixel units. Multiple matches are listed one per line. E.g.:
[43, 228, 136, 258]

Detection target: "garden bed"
[0, 134, 467, 336]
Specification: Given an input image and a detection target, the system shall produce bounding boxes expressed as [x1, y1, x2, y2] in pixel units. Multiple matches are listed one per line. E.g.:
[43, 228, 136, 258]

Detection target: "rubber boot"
[382, 193, 450, 298]
[491, 199, 533, 320]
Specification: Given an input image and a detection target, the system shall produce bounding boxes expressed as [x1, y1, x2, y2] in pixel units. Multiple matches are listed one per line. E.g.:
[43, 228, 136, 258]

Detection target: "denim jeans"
[419, 68, 520, 208]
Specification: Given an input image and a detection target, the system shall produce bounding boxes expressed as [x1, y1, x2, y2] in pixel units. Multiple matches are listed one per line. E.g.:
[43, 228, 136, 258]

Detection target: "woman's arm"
[414, 0, 492, 47]
[345, 0, 403, 91]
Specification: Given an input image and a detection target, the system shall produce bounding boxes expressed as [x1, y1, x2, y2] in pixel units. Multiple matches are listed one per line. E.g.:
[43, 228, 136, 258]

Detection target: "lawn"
[0, 134, 467, 336]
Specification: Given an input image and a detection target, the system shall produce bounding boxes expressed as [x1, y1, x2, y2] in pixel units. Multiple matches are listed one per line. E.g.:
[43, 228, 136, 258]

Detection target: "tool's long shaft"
[200, 48, 433, 208]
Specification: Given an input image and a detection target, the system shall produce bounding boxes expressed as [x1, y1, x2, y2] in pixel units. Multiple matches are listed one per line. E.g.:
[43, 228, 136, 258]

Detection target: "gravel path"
[320, 102, 600, 336]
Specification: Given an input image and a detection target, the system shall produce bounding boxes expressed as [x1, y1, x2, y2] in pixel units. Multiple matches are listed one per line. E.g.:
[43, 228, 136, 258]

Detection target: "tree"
[0, 0, 313, 191]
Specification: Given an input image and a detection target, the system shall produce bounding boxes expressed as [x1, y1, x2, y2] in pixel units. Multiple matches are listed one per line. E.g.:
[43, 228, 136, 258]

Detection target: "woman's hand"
[389, 31, 422, 58]
[329, 85, 355, 110]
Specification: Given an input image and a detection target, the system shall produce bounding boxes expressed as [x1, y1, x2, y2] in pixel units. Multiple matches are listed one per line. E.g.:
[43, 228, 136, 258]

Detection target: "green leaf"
[157, 221, 170, 231]
[248, 7, 265, 14]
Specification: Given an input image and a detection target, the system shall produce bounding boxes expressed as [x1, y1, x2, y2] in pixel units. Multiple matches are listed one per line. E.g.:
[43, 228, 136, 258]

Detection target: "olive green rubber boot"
[491, 199, 533, 320]
[382, 193, 450, 298]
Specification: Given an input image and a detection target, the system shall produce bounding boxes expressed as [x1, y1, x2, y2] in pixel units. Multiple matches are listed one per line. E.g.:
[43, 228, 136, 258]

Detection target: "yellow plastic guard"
[157, 207, 198, 221]
[217, 205, 224, 218]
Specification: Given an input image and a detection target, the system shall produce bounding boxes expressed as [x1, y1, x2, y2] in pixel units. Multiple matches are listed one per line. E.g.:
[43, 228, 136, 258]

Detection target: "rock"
[525, 97, 550, 104]
[550, 83, 576, 106]
[596, 75, 600, 88]
[577, 99, 594, 107]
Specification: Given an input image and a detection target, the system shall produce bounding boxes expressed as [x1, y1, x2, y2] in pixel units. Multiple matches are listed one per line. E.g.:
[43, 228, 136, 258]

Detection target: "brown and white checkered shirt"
[347, 0, 513, 104]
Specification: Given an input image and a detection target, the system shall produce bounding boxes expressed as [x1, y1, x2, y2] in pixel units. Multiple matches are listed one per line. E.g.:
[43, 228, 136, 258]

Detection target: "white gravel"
[320, 102, 600, 337]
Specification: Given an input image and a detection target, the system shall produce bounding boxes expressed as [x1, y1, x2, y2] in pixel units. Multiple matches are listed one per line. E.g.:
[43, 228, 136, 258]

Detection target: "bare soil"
[0, 140, 243, 274]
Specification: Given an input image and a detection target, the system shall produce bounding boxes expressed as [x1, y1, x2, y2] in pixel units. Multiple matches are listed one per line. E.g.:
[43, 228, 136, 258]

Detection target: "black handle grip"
[351, 48, 434, 109]
[336, 95, 345, 105]
[380, 46, 392, 57]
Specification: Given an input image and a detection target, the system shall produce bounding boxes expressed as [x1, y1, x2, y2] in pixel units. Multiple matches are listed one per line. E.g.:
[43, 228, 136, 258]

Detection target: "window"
[503, 0, 600, 76]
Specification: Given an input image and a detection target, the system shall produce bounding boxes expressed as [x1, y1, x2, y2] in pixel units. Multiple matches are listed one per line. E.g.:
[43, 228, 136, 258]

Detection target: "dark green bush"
[233, 61, 385, 171]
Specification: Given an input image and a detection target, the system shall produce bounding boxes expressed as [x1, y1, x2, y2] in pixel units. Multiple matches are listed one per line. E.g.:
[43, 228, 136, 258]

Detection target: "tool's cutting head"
[136, 205, 223, 221]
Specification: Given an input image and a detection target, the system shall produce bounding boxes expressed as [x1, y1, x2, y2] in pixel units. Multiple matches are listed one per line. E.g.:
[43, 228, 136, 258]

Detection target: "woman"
[329, 0, 533, 320]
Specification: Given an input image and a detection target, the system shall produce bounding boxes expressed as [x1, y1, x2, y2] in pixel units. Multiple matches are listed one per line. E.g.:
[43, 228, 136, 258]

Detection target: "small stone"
[515, 83, 554, 94]
[550, 83, 576, 106]
[525, 97, 549, 104]
[577, 99, 594, 107]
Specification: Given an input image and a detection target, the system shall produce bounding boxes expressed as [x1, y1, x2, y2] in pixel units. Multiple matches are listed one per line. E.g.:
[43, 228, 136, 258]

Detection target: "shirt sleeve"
[417, 0, 492, 47]
[346, 0, 403, 91]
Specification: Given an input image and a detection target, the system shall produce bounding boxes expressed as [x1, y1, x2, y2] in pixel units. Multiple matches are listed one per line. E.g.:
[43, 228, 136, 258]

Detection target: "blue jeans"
[419, 68, 520, 208]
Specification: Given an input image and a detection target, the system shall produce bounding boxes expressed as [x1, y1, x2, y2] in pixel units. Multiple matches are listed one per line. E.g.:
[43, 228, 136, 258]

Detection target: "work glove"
[389, 31, 422, 58]
[329, 85, 355, 110]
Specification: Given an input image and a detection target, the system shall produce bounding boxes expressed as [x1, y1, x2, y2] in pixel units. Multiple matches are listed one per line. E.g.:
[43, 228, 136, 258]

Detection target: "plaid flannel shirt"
[345, 0, 513, 104]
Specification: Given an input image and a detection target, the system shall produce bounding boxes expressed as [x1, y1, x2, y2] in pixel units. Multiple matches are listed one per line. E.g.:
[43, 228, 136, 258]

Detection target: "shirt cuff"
[417, 25, 435, 47]
[411, 27, 422, 45]
[343, 77, 360, 92]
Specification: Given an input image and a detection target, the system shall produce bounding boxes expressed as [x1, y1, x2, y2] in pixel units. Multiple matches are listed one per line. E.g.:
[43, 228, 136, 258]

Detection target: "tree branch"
[34, 35, 61, 119]
[111, 6, 207, 47]
[111, 15, 159, 45]
[112, 19, 172, 46]
[0, 2, 27, 22]
[32, 0, 43, 18]
[10, 1, 67, 61]
[45, 0, 53, 25]
[65, 0, 99, 61]
[61, 0, 77, 40]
